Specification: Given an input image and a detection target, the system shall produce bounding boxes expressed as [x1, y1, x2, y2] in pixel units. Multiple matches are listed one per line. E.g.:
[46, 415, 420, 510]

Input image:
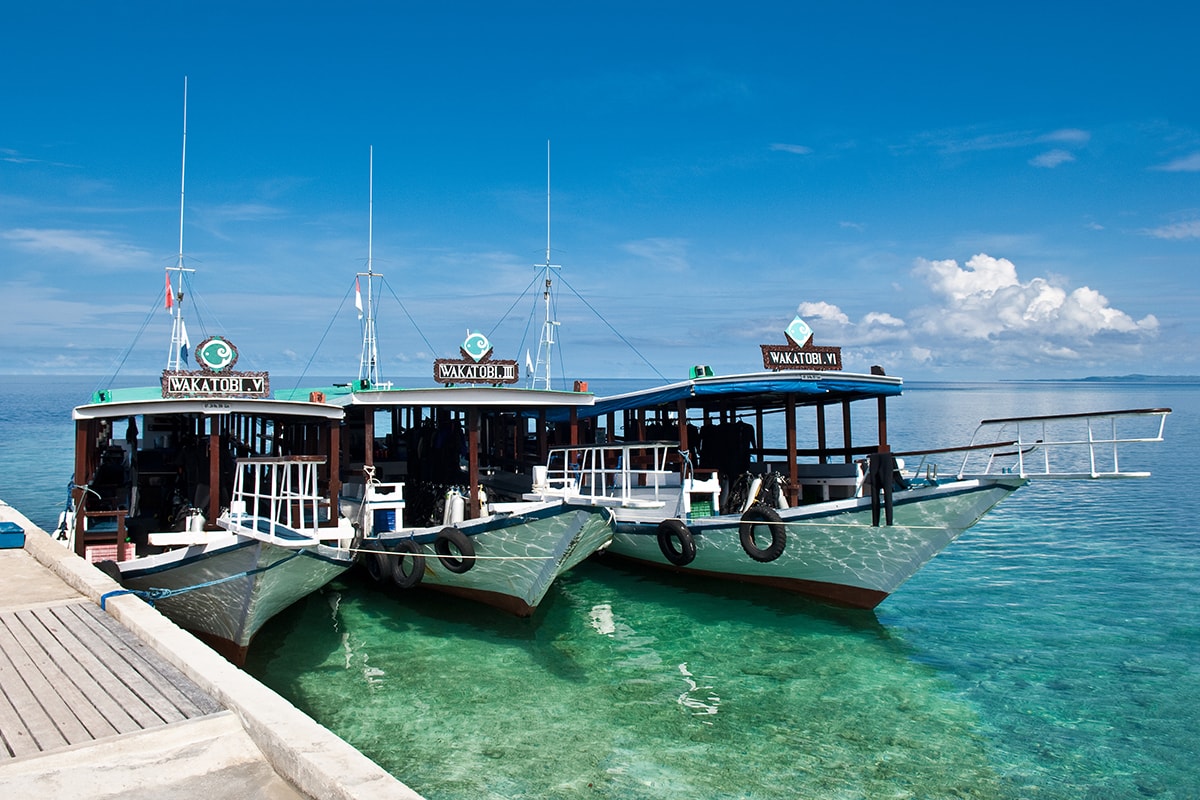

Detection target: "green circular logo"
[461, 331, 491, 362]
[196, 336, 239, 372]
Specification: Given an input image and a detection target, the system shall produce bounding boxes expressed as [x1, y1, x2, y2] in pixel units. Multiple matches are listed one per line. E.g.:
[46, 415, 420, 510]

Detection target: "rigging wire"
[557, 273, 668, 382]
[288, 281, 354, 392]
[379, 275, 440, 358]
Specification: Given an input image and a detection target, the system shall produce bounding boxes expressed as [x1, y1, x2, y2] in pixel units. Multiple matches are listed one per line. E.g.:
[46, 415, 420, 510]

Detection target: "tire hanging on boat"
[364, 548, 388, 582]
[656, 519, 697, 566]
[739, 503, 786, 562]
[434, 526, 477, 574]
[391, 539, 426, 588]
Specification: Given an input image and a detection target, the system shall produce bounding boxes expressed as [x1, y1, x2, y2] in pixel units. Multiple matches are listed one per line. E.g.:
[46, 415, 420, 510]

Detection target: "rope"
[353, 546, 554, 561]
[100, 551, 303, 609]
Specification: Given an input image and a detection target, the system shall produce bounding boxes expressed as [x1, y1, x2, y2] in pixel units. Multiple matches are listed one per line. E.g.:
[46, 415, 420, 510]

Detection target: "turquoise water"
[2, 378, 1196, 798]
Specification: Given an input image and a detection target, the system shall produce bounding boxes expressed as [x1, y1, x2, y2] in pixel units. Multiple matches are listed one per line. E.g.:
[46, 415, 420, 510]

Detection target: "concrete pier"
[0, 500, 423, 800]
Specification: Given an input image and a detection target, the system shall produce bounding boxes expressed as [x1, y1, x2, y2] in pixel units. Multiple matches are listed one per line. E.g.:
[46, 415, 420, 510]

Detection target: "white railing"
[949, 407, 1171, 479]
[223, 456, 331, 545]
[539, 441, 678, 504]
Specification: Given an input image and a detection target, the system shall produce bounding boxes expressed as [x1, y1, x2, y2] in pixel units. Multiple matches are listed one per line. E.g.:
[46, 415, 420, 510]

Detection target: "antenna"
[167, 76, 195, 372]
[358, 145, 383, 387]
[530, 140, 561, 390]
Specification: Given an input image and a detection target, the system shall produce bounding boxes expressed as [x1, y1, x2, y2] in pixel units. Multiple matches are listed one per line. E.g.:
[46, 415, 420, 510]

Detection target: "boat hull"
[115, 536, 354, 663]
[361, 502, 613, 615]
[602, 477, 1024, 609]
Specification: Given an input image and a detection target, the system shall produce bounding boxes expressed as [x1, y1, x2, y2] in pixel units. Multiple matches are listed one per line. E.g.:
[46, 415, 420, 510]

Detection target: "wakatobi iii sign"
[161, 336, 271, 398]
[760, 313, 843, 371]
[434, 331, 520, 385]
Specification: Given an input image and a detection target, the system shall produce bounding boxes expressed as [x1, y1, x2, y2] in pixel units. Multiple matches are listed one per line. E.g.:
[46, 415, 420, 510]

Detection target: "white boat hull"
[602, 477, 1024, 609]
[115, 535, 354, 662]
[359, 502, 613, 615]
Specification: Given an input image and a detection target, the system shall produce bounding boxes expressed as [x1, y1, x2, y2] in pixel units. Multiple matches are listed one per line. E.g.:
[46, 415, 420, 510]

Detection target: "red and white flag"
[355, 277, 363, 319]
[165, 272, 174, 313]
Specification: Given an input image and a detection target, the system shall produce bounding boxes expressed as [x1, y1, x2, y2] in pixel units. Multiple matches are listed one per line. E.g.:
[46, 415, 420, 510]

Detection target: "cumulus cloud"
[797, 300, 850, 325]
[910, 253, 1158, 342]
[786, 253, 1158, 375]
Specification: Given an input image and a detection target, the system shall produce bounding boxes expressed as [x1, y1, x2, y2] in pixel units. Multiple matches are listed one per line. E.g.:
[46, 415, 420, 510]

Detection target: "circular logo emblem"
[196, 336, 239, 372]
[461, 331, 492, 362]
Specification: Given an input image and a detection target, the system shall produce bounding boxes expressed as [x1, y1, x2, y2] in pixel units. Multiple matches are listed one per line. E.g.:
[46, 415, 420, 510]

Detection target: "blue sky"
[2, 2, 1197, 384]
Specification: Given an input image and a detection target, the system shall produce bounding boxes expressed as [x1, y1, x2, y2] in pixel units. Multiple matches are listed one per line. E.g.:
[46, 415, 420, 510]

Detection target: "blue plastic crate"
[0, 521, 25, 549]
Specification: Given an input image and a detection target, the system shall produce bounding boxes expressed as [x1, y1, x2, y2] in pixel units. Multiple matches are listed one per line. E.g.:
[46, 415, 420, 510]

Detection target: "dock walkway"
[0, 501, 421, 800]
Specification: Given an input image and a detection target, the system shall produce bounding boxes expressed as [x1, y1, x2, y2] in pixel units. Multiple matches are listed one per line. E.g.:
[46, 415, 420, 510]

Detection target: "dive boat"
[329, 378, 614, 616]
[66, 343, 357, 664]
[59, 84, 355, 664]
[292, 149, 612, 616]
[525, 313, 1171, 609]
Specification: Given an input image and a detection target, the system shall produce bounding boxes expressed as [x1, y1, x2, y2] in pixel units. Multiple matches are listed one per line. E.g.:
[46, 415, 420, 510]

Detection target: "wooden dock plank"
[0, 621, 69, 752]
[13, 608, 120, 740]
[32, 605, 174, 730]
[55, 605, 194, 724]
[66, 604, 222, 717]
[0, 596, 226, 759]
[4, 610, 96, 745]
[0, 666, 41, 759]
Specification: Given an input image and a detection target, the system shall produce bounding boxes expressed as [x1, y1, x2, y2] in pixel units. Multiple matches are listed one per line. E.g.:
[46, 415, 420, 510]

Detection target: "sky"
[2, 1, 1198, 385]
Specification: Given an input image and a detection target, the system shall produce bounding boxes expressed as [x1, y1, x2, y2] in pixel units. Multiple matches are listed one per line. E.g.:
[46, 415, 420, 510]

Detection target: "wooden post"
[841, 400, 853, 464]
[72, 420, 92, 558]
[468, 408, 481, 519]
[786, 394, 799, 506]
[207, 423, 220, 528]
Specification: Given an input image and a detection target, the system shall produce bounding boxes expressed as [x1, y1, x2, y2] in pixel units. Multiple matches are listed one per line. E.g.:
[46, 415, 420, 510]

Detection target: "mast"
[358, 145, 382, 387]
[530, 140, 560, 390]
[167, 76, 195, 371]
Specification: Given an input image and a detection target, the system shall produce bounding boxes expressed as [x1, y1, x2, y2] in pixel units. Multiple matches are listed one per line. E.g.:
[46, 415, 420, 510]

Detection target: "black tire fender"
[434, 526, 477, 574]
[656, 518, 697, 566]
[391, 538, 426, 588]
[364, 548, 387, 582]
[739, 504, 786, 562]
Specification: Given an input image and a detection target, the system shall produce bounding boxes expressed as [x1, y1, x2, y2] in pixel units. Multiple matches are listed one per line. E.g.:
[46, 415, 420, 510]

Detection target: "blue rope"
[100, 551, 303, 610]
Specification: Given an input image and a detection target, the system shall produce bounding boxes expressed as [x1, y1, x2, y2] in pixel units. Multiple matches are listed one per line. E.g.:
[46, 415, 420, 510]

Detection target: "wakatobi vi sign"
[760, 313, 843, 372]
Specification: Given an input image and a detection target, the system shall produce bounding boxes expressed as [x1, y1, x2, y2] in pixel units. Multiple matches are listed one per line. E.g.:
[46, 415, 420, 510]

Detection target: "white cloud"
[910, 253, 1158, 343]
[797, 300, 850, 325]
[622, 238, 691, 273]
[1142, 220, 1200, 240]
[1039, 129, 1090, 145]
[769, 143, 812, 155]
[1, 227, 150, 268]
[1030, 149, 1075, 168]
[916, 253, 1019, 302]
[1151, 152, 1200, 172]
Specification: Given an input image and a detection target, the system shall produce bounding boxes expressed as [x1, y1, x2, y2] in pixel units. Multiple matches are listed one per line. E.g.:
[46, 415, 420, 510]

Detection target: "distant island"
[1022, 375, 1200, 383]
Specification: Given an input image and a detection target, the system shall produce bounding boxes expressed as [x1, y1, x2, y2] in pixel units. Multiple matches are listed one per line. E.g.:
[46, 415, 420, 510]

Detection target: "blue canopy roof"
[547, 370, 903, 422]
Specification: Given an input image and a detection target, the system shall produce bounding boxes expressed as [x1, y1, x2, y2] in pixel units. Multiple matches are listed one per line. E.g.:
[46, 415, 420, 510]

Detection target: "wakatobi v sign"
[161, 336, 271, 398]
[760, 313, 843, 371]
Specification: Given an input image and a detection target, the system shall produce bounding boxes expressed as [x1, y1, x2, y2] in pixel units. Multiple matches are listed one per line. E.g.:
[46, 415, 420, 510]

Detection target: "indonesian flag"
[165, 272, 174, 312]
[355, 277, 363, 319]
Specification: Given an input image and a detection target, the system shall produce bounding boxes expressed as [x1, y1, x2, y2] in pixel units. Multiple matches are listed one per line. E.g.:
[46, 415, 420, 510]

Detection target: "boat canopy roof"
[327, 384, 597, 411]
[549, 370, 902, 422]
[72, 389, 344, 422]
